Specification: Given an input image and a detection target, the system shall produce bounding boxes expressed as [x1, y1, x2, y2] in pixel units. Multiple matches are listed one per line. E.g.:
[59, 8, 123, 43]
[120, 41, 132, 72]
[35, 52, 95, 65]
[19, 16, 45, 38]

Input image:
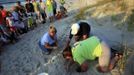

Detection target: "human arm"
[54, 35, 58, 47]
[73, 50, 89, 72]
[44, 42, 57, 50]
[64, 30, 73, 49]
[76, 61, 89, 72]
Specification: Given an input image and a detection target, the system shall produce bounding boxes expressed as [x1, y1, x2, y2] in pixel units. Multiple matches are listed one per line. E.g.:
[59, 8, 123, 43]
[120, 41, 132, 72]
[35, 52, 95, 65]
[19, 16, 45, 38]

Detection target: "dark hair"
[0, 5, 4, 10]
[49, 25, 57, 33]
[6, 11, 11, 16]
[79, 21, 91, 35]
[17, 1, 21, 4]
[62, 46, 72, 58]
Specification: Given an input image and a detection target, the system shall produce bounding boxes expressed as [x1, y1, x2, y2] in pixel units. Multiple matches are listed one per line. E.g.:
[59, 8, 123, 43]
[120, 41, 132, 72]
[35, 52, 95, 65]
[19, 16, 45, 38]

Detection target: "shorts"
[35, 11, 40, 16]
[99, 42, 111, 67]
[48, 12, 53, 17]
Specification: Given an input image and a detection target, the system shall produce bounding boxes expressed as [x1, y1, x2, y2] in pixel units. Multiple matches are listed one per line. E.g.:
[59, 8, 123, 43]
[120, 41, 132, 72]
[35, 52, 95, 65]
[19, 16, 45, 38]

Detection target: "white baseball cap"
[71, 23, 80, 35]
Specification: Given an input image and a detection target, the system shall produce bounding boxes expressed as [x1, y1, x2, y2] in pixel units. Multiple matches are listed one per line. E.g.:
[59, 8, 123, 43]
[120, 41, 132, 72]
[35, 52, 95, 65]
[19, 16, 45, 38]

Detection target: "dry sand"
[0, 0, 134, 75]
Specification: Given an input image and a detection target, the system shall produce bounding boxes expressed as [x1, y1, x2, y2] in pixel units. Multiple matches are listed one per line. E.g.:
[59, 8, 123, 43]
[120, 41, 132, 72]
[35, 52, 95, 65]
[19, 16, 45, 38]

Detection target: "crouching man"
[63, 36, 121, 72]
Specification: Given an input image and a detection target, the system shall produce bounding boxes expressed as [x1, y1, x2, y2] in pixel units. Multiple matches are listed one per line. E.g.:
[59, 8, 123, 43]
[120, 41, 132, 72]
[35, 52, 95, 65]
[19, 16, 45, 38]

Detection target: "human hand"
[52, 46, 58, 50]
[76, 66, 82, 72]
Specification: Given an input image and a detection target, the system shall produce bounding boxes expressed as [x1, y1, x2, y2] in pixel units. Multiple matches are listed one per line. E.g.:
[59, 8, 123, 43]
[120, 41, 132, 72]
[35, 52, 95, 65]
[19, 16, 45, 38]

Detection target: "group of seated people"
[38, 21, 123, 73]
[0, 0, 68, 50]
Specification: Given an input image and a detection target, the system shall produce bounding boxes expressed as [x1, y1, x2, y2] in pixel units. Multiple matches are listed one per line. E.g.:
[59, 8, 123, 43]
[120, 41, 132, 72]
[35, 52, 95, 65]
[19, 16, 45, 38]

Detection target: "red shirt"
[1, 9, 7, 18]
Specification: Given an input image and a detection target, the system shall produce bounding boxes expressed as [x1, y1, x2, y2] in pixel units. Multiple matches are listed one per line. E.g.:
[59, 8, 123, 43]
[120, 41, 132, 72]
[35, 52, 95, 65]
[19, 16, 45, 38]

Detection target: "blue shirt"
[40, 32, 57, 46]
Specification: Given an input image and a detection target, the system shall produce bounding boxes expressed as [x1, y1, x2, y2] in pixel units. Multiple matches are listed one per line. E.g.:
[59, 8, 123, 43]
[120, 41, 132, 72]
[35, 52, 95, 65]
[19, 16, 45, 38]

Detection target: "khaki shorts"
[99, 42, 111, 67]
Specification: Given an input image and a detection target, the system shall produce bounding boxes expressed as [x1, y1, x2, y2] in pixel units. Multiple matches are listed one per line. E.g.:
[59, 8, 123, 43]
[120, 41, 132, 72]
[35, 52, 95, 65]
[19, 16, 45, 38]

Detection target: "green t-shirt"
[46, 0, 53, 12]
[72, 36, 102, 65]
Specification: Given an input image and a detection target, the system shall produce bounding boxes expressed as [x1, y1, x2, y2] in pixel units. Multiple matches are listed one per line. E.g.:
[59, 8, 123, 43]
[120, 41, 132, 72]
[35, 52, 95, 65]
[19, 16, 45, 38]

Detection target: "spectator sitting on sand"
[6, 11, 18, 41]
[38, 25, 58, 55]
[0, 6, 13, 41]
[16, 1, 26, 19]
[25, 0, 34, 13]
[63, 36, 122, 72]
[55, 6, 67, 20]
[6, 11, 17, 33]
[0, 6, 7, 34]
[60, 5, 67, 17]
[0, 5, 7, 22]
[55, 11, 62, 20]
[64, 21, 91, 50]
[11, 6, 26, 34]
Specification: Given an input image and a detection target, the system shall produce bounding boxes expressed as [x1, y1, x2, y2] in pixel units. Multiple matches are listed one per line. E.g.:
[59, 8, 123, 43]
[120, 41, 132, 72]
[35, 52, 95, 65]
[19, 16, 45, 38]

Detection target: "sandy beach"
[0, 0, 134, 75]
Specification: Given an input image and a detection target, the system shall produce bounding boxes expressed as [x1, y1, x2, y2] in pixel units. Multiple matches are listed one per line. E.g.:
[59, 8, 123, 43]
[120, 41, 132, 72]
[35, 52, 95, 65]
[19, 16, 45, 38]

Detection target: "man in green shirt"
[72, 36, 102, 65]
[63, 36, 121, 72]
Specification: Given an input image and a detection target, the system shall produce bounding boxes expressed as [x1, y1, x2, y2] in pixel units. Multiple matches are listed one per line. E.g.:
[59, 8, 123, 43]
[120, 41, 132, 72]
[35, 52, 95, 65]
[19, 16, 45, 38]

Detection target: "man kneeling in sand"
[63, 36, 122, 72]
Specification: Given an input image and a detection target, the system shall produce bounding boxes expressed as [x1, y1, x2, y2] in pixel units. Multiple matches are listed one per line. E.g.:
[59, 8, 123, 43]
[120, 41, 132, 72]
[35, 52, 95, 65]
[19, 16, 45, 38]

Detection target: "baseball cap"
[71, 23, 80, 35]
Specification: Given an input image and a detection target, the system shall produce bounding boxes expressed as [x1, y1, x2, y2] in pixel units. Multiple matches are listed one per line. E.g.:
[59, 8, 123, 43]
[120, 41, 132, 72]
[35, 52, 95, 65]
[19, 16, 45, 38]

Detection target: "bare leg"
[97, 42, 111, 73]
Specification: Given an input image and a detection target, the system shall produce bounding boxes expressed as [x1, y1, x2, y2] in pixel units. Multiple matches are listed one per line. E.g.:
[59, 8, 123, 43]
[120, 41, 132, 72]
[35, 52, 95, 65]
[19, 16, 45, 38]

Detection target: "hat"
[71, 23, 80, 35]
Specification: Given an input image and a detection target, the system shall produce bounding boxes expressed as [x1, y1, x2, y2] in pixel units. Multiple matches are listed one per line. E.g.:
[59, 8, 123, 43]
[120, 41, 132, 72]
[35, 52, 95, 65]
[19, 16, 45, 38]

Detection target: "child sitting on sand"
[38, 25, 58, 55]
[6, 11, 18, 43]
[55, 11, 62, 20]
[60, 5, 67, 18]
[6, 12, 18, 35]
